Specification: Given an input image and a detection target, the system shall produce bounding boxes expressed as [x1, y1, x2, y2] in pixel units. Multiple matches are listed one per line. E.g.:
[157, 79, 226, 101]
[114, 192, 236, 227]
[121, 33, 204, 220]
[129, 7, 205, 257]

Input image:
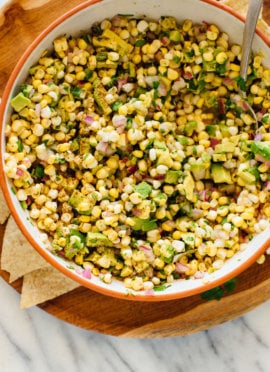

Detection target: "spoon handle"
[240, 0, 263, 80]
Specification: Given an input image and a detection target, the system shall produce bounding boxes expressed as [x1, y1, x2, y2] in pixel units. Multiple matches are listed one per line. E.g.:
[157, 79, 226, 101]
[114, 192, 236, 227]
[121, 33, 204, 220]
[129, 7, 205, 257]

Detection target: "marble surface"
[1, 1, 270, 371]
[0, 276, 269, 371]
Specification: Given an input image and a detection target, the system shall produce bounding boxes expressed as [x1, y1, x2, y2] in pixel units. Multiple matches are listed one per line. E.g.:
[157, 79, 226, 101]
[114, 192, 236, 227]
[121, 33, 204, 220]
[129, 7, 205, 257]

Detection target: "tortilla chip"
[222, 0, 248, 15]
[222, 0, 270, 39]
[1, 215, 49, 282]
[0, 187, 10, 224]
[20, 266, 80, 308]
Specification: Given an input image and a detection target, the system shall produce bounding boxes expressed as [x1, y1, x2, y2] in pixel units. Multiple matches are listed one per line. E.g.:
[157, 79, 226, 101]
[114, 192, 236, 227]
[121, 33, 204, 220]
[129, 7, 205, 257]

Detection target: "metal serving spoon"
[239, 0, 263, 128]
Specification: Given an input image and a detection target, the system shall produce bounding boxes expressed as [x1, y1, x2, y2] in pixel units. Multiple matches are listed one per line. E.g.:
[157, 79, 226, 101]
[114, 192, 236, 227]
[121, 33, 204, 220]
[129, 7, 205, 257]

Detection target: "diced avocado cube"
[184, 121, 197, 136]
[102, 28, 133, 55]
[212, 153, 227, 162]
[183, 173, 195, 201]
[211, 163, 232, 184]
[250, 141, 270, 161]
[214, 142, 235, 153]
[131, 217, 158, 232]
[68, 190, 93, 215]
[164, 170, 182, 184]
[169, 30, 182, 42]
[11, 92, 31, 112]
[237, 163, 260, 184]
[157, 151, 174, 168]
[79, 137, 91, 155]
[134, 182, 152, 198]
[190, 163, 209, 180]
[238, 170, 256, 184]
[86, 232, 113, 247]
[93, 78, 112, 115]
[219, 124, 230, 138]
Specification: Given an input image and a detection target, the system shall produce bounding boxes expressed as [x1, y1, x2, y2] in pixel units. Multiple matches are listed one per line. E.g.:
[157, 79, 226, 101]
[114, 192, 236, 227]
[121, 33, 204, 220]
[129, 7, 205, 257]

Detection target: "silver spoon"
[239, 0, 263, 128]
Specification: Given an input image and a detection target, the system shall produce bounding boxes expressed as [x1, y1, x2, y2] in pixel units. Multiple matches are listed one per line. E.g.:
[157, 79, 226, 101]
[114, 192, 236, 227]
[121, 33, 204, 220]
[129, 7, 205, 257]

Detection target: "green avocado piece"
[184, 121, 197, 136]
[93, 78, 112, 115]
[250, 141, 270, 161]
[211, 163, 232, 184]
[169, 30, 182, 42]
[237, 163, 260, 184]
[86, 232, 113, 247]
[131, 217, 157, 232]
[164, 170, 182, 184]
[214, 142, 235, 153]
[190, 163, 208, 180]
[134, 182, 152, 198]
[68, 190, 93, 215]
[11, 92, 31, 112]
[219, 124, 230, 138]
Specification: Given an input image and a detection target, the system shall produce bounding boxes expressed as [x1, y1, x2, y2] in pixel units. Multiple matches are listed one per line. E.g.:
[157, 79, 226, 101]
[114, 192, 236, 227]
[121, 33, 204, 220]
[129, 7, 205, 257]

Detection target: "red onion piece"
[175, 262, 189, 273]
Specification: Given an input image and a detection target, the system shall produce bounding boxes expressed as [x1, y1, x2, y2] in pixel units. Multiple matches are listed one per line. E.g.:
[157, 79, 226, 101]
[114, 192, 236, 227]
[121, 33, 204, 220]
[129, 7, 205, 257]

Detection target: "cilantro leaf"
[235, 76, 246, 92]
[153, 284, 172, 292]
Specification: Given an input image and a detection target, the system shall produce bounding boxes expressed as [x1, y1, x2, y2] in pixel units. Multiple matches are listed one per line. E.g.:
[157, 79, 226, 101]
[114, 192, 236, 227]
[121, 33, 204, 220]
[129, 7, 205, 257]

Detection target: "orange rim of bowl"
[0, 0, 270, 301]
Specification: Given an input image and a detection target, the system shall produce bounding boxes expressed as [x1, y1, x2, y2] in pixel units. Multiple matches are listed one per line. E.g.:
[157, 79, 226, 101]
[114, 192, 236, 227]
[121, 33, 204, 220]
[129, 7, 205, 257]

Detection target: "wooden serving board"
[0, 0, 270, 338]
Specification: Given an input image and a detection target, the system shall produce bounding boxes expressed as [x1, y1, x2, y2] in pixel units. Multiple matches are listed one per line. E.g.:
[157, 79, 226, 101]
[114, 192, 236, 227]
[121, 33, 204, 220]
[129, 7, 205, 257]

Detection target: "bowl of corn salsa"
[1, 0, 270, 301]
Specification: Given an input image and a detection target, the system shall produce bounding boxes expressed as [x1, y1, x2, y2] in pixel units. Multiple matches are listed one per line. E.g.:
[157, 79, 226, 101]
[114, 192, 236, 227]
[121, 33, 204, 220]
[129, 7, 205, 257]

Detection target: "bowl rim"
[1, 0, 270, 301]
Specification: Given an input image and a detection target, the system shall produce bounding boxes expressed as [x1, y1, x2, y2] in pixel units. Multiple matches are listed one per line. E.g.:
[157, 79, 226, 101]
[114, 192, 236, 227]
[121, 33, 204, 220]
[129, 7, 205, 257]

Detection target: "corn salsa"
[4, 15, 270, 291]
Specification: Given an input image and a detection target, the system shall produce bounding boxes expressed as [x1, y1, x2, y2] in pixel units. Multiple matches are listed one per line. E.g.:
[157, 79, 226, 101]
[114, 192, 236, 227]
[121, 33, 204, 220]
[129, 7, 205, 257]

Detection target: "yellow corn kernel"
[182, 19, 193, 32]
[78, 38, 88, 50]
[96, 167, 110, 179]
[161, 220, 175, 232]
[132, 150, 143, 158]
[203, 51, 214, 62]
[253, 55, 262, 68]
[78, 215, 91, 222]
[138, 159, 147, 172]
[253, 96, 264, 105]
[230, 63, 240, 72]
[216, 51, 227, 64]
[167, 68, 179, 80]
[109, 188, 119, 199]
[172, 230, 182, 240]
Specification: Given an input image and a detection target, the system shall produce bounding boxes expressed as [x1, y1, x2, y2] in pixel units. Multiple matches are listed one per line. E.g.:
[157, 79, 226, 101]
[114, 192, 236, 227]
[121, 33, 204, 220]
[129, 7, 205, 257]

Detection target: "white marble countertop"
[0, 0, 270, 370]
[0, 276, 269, 372]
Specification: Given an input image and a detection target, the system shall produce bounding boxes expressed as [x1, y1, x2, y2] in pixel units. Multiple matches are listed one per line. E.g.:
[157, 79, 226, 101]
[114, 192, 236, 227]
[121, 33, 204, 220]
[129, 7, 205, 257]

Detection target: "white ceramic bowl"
[1, 0, 270, 301]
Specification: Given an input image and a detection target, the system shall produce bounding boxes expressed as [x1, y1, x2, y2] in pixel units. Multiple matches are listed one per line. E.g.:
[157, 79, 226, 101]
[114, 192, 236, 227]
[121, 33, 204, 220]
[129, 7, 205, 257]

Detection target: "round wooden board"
[0, 0, 270, 338]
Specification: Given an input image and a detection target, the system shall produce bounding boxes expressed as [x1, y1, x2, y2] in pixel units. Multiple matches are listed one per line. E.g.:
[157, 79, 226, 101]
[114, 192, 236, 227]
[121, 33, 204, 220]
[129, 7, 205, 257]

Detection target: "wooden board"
[0, 0, 270, 338]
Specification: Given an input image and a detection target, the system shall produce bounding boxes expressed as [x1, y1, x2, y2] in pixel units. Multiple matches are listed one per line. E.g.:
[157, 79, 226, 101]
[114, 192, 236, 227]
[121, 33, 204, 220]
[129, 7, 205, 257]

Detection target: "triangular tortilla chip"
[0, 187, 10, 224]
[20, 266, 80, 308]
[1, 215, 49, 282]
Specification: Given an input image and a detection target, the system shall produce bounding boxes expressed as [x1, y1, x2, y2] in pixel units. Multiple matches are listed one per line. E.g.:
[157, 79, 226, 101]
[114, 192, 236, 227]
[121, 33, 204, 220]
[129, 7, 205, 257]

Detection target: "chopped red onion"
[175, 262, 189, 273]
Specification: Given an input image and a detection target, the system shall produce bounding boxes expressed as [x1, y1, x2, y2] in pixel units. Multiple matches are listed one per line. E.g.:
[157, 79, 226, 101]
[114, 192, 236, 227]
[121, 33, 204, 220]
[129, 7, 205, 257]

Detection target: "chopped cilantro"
[135, 39, 146, 47]
[223, 277, 237, 293]
[17, 139, 24, 152]
[32, 164, 44, 179]
[112, 101, 123, 111]
[153, 284, 172, 292]
[235, 76, 246, 92]
[172, 55, 181, 64]
[153, 81, 160, 89]
[201, 278, 237, 301]
[71, 87, 82, 98]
